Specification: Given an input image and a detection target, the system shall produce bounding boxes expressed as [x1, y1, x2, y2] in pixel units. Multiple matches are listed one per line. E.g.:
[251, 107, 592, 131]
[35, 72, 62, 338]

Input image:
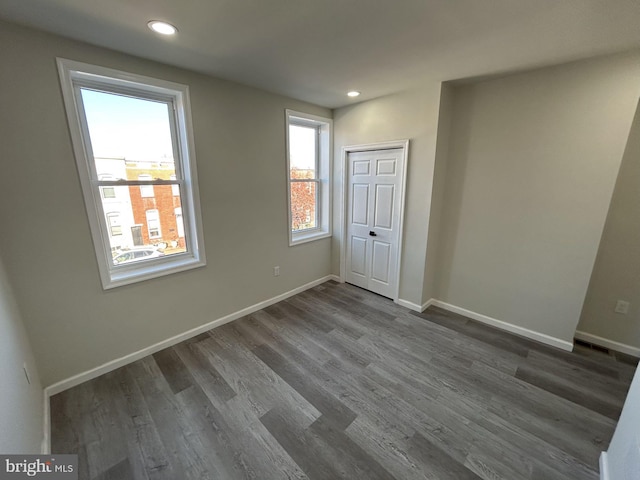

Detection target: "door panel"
[374, 184, 394, 229]
[345, 148, 404, 299]
[353, 160, 370, 176]
[350, 237, 368, 279]
[351, 184, 369, 226]
[371, 240, 391, 283]
[376, 158, 396, 176]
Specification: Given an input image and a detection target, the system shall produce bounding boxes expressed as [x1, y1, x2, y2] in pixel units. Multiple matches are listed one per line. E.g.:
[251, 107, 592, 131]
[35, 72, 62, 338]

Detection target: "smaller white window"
[286, 110, 332, 246]
[139, 174, 154, 198]
[106, 212, 122, 236]
[146, 209, 162, 239]
[100, 174, 116, 198]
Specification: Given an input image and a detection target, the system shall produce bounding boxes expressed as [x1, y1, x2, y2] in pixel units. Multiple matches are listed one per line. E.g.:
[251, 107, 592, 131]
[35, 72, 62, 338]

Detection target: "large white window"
[57, 59, 206, 289]
[285, 110, 332, 245]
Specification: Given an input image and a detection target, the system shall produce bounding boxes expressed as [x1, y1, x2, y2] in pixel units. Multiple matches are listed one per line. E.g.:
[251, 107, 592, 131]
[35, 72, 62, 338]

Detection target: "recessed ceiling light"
[147, 20, 177, 35]
[347, 91, 361, 97]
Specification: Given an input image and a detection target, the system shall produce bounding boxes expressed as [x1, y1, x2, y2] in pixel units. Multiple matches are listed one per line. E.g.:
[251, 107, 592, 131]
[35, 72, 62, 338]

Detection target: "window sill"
[289, 229, 331, 246]
[103, 254, 206, 289]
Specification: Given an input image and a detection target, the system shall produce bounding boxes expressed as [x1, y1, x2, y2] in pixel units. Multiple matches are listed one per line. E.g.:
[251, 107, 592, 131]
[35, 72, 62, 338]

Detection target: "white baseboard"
[599, 451, 610, 480]
[396, 298, 434, 312]
[396, 298, 421, 311]
[430, 300, 574, 352]
[574, 331, 640, 358]
[41, 274, 337, 452]
[45, 274, 336, 396]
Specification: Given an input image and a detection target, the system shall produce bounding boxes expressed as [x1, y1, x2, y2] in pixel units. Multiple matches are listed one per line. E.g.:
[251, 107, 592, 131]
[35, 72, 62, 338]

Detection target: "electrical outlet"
[273, 266, 280, 277]
[615, 300, 630, 314]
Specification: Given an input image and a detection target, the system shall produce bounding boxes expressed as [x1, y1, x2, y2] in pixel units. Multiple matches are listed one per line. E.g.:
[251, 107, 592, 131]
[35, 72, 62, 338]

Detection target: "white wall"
[0, 20, 332, 386]
[333, 85, 443, 307]
[435, 53, 640, 344]
[603, 367, 640, 479]
[577, 101, 640, 354]
[0, 254, 43, 453]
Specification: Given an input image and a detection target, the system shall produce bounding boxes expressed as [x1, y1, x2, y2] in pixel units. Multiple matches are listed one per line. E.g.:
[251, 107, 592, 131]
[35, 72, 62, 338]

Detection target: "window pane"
[289, 125, 316, 179]
[80, 89, 177, 180]
[290, 181, 317, 231]
[100, 186, 187, 264]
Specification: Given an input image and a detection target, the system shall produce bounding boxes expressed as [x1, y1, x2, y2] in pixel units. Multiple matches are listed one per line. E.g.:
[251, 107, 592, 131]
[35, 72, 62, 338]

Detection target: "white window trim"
[285, 109, 332, 246]
[57, 58, 207, 289]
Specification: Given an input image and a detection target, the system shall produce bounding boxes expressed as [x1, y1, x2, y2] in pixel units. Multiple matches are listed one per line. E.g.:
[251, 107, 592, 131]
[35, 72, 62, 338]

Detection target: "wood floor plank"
[306, 415, 397, 480]
[409, 431, 482, 480]
[260, 408, 350, 480]
[84, 375, 129, 479]
[203, 334, 321, 429]
[261, 408, 396, 480]
[92, 458, 135, 480]
[50, 281, 636, 480]
[436, 386, 599, 479]
[515, 364, 624, 420]
[175, 384, 258, 479]
[151, 348, 194, 395]
[252, 343, 357, 429]
[104, 367, 174, 480]
[172, 341, 237, 403]
[344, 416, 426, 480]
[524, 349, 631, 401]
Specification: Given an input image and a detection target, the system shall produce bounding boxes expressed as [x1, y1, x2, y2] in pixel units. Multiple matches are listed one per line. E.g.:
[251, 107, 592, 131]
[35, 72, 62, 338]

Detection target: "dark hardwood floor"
[50, 280, 637, 480]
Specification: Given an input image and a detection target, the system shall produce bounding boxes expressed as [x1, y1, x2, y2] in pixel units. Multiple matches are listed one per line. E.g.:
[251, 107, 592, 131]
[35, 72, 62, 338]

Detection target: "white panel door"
[345, 148, 404, 298]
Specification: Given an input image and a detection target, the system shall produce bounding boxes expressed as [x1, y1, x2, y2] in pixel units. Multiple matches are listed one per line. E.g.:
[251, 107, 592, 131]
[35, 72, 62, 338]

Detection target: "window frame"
[285, 110, 332, 246]
[57, 58, 207, 289]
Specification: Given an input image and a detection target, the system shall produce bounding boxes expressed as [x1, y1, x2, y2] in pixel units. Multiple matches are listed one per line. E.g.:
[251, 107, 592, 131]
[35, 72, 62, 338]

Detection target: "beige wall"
[0, 21, 332, 386]
[422, 83, 454, 302]
[0, 253, 43, 453]
[333, 85, 443, 307]
[577, 101, 640, 351]
[435, 53, 640, 343]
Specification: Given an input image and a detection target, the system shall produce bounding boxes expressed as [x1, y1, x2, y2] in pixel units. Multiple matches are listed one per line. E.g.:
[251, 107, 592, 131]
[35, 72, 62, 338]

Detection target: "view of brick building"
[290, 167, 317, 231]
[126, 161, 185, 251]
[96, 157, 186, 257]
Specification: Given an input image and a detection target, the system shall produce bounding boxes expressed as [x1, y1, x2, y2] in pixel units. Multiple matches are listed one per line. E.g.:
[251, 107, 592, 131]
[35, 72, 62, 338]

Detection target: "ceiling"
[1, 0, 640, 108]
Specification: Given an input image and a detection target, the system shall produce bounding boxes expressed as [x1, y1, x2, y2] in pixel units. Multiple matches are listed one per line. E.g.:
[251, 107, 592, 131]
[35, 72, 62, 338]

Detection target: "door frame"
[339, 140, 409, 303]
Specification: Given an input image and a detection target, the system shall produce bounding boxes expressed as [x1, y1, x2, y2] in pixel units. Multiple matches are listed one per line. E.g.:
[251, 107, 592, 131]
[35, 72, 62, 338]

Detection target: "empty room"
[1, 1, 639, 479]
